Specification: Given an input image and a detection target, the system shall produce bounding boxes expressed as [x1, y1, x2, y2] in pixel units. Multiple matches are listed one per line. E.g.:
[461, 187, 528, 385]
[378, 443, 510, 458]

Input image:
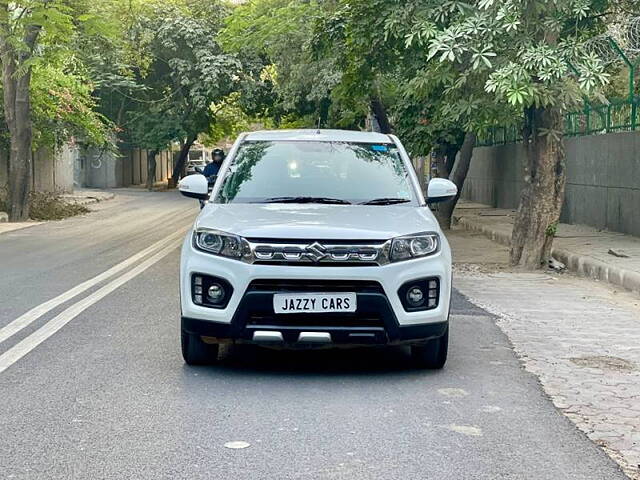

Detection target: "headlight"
[390, 233, 439, 262]
[193, 229, 250, 260]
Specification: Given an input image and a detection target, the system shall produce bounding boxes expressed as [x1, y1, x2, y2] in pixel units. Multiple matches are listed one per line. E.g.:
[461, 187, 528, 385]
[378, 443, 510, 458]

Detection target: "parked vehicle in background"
[185, 143, 212, 175]
[186, 159, 207, 175]
[178, 129, 458, 369]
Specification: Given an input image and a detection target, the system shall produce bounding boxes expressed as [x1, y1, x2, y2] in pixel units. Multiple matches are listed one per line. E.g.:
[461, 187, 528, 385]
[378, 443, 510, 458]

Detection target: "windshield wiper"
[262, 196, 352, 205]
[360, 198, 411, 206]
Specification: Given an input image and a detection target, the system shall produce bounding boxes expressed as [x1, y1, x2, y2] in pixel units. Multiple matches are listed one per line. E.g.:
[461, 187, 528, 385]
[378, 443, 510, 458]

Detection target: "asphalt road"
[0, 191, 627, 480]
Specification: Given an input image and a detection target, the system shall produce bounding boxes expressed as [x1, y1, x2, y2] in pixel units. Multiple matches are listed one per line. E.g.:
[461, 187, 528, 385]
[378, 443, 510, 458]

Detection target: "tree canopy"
[1, 0, 637, 266]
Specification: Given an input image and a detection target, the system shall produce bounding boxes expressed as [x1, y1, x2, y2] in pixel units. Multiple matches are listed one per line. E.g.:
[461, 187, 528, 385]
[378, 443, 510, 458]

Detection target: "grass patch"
[0, 189, 90, 221]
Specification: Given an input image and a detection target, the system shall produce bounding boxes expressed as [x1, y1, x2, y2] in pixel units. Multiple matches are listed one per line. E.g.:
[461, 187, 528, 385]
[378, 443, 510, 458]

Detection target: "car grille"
[245, 238, 390, 266]
[247, 279, 385, 294]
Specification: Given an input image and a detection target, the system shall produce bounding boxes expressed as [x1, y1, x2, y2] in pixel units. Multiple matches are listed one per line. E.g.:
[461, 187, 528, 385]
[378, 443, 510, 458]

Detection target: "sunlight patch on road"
[479, 405, 502, 413]
[438, 388, 469, 398]
[446, 425, 483, 437]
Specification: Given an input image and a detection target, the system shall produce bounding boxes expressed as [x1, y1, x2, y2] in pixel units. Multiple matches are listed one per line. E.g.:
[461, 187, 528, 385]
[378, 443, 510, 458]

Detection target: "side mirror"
[179, 174, 209, 201]
[427, 178, 458, 204]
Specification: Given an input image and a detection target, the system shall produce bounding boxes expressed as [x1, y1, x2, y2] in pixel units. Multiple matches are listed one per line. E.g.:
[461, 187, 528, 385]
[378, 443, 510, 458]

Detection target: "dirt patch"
[0, 190, 90, 221]
[29, 192, 90, 220]
[569, 355, 637, 372]
[448, 228, 513, 273]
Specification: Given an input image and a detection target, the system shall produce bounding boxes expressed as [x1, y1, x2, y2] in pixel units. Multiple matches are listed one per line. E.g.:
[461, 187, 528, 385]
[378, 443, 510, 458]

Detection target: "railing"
[477, 125, 522, 147]
[477, 97, 640, 147]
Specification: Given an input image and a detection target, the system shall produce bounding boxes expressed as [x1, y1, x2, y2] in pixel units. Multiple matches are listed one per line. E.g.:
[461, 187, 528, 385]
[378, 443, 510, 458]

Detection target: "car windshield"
[215, 141, 418, 205]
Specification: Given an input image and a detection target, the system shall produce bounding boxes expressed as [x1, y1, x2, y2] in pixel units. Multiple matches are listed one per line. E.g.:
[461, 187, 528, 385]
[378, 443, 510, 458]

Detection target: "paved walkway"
[454, 201, 640, 295]
[449, 229, 640, 479]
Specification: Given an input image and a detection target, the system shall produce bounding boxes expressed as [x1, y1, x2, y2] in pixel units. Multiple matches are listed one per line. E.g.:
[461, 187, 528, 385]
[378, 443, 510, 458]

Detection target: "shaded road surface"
[0, 191, 627, 479]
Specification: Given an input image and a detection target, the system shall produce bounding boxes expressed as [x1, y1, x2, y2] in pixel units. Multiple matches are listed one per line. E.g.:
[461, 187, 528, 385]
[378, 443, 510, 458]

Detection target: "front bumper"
[182, 317, 449, 346]
[180, 234, 452, 345]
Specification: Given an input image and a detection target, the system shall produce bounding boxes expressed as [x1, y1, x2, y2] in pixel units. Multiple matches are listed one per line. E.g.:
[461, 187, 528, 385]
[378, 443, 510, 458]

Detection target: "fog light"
[207, 284, 225, 303]
[407, 287, 425, 306]
[399, 278, 440, 312]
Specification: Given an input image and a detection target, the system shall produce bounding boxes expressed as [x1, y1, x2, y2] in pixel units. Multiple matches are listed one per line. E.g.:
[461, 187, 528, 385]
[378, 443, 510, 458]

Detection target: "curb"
[457, 216, 512, 246]
[64, 192, 116, 207]
[457, 216, 640, 295]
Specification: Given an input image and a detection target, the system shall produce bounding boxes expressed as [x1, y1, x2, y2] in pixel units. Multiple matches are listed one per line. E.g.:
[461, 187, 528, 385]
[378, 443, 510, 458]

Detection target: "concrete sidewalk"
[454, 201, 640, 295]
[449, 229, 640, 479]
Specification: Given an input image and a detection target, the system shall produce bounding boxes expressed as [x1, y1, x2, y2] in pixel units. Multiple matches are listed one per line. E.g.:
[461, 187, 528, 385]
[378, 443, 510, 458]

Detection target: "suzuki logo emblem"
[304, 242, 329, 262]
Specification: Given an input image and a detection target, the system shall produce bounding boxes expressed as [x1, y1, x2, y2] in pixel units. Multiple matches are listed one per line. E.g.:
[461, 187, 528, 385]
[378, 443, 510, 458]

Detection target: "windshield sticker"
[371, 145, 388, 152]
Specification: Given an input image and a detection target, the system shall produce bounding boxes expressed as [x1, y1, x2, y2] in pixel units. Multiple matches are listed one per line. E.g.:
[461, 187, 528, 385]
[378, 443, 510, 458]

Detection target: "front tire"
[411, 326, 449, 369]
[181, 330, 219, 365]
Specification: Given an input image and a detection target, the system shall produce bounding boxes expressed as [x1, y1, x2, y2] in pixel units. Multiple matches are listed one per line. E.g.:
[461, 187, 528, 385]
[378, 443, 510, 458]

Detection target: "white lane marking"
[0, 240, 181, 375]
[0, 227, 189, 346]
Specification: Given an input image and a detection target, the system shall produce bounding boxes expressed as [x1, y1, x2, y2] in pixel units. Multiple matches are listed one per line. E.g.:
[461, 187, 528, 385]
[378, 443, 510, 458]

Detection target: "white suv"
[178, 130, 458, 369]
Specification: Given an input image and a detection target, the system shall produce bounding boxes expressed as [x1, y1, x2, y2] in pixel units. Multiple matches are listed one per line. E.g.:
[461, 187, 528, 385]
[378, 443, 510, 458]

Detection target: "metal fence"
[477, 97, 640, 147]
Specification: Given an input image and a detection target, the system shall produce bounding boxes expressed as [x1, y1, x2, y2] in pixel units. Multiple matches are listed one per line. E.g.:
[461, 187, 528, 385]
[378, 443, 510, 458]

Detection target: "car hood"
[196, 204, 439, 240]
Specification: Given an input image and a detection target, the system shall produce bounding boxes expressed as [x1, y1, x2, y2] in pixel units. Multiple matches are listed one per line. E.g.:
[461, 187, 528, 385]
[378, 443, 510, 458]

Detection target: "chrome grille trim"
[246, 240, 391, 265]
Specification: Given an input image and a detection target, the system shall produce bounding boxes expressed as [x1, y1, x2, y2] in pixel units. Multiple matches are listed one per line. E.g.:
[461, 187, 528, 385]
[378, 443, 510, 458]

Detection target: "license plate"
[273, 293, 357, 314]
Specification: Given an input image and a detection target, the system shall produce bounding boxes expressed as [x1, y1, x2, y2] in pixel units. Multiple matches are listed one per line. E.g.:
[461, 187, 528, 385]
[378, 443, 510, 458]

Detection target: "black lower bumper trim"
[182, 317, 448, 345]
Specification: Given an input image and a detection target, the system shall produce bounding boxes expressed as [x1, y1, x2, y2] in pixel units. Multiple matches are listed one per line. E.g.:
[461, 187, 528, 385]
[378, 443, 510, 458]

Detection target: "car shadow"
[189, 344, 443, 377]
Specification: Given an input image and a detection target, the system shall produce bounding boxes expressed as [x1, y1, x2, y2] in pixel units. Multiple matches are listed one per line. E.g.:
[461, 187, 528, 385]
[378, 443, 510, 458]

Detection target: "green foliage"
[31, 64, 111, 148]
[202, 93, 253, 145]
[1, 0, 630, 167]
[424, 0, 612, 110]
[223, 0, 342, 127]
[91, 0, 240, 152]
[316, 0, 510, 154]
[0, 0, 118, 150]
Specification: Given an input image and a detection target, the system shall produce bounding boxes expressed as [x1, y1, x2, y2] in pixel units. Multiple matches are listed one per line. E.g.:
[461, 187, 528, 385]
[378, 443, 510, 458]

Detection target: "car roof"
[243, 129, 393, 144]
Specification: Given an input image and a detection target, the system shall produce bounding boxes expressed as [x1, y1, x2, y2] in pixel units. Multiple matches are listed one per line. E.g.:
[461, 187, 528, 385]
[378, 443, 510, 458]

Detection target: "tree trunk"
[510, 106, 566, 269]
[414, 156, 427, 193]
[146, 150, 158, 191]
[435, 132, 476, 230]
[169, 134, 197, 188]
[1, 20, 41, 222]
[370, 97, 393, 134]
[432, 148, 452, 180]
[443, 144, 459, 177]
[2, 52, 33, 221]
